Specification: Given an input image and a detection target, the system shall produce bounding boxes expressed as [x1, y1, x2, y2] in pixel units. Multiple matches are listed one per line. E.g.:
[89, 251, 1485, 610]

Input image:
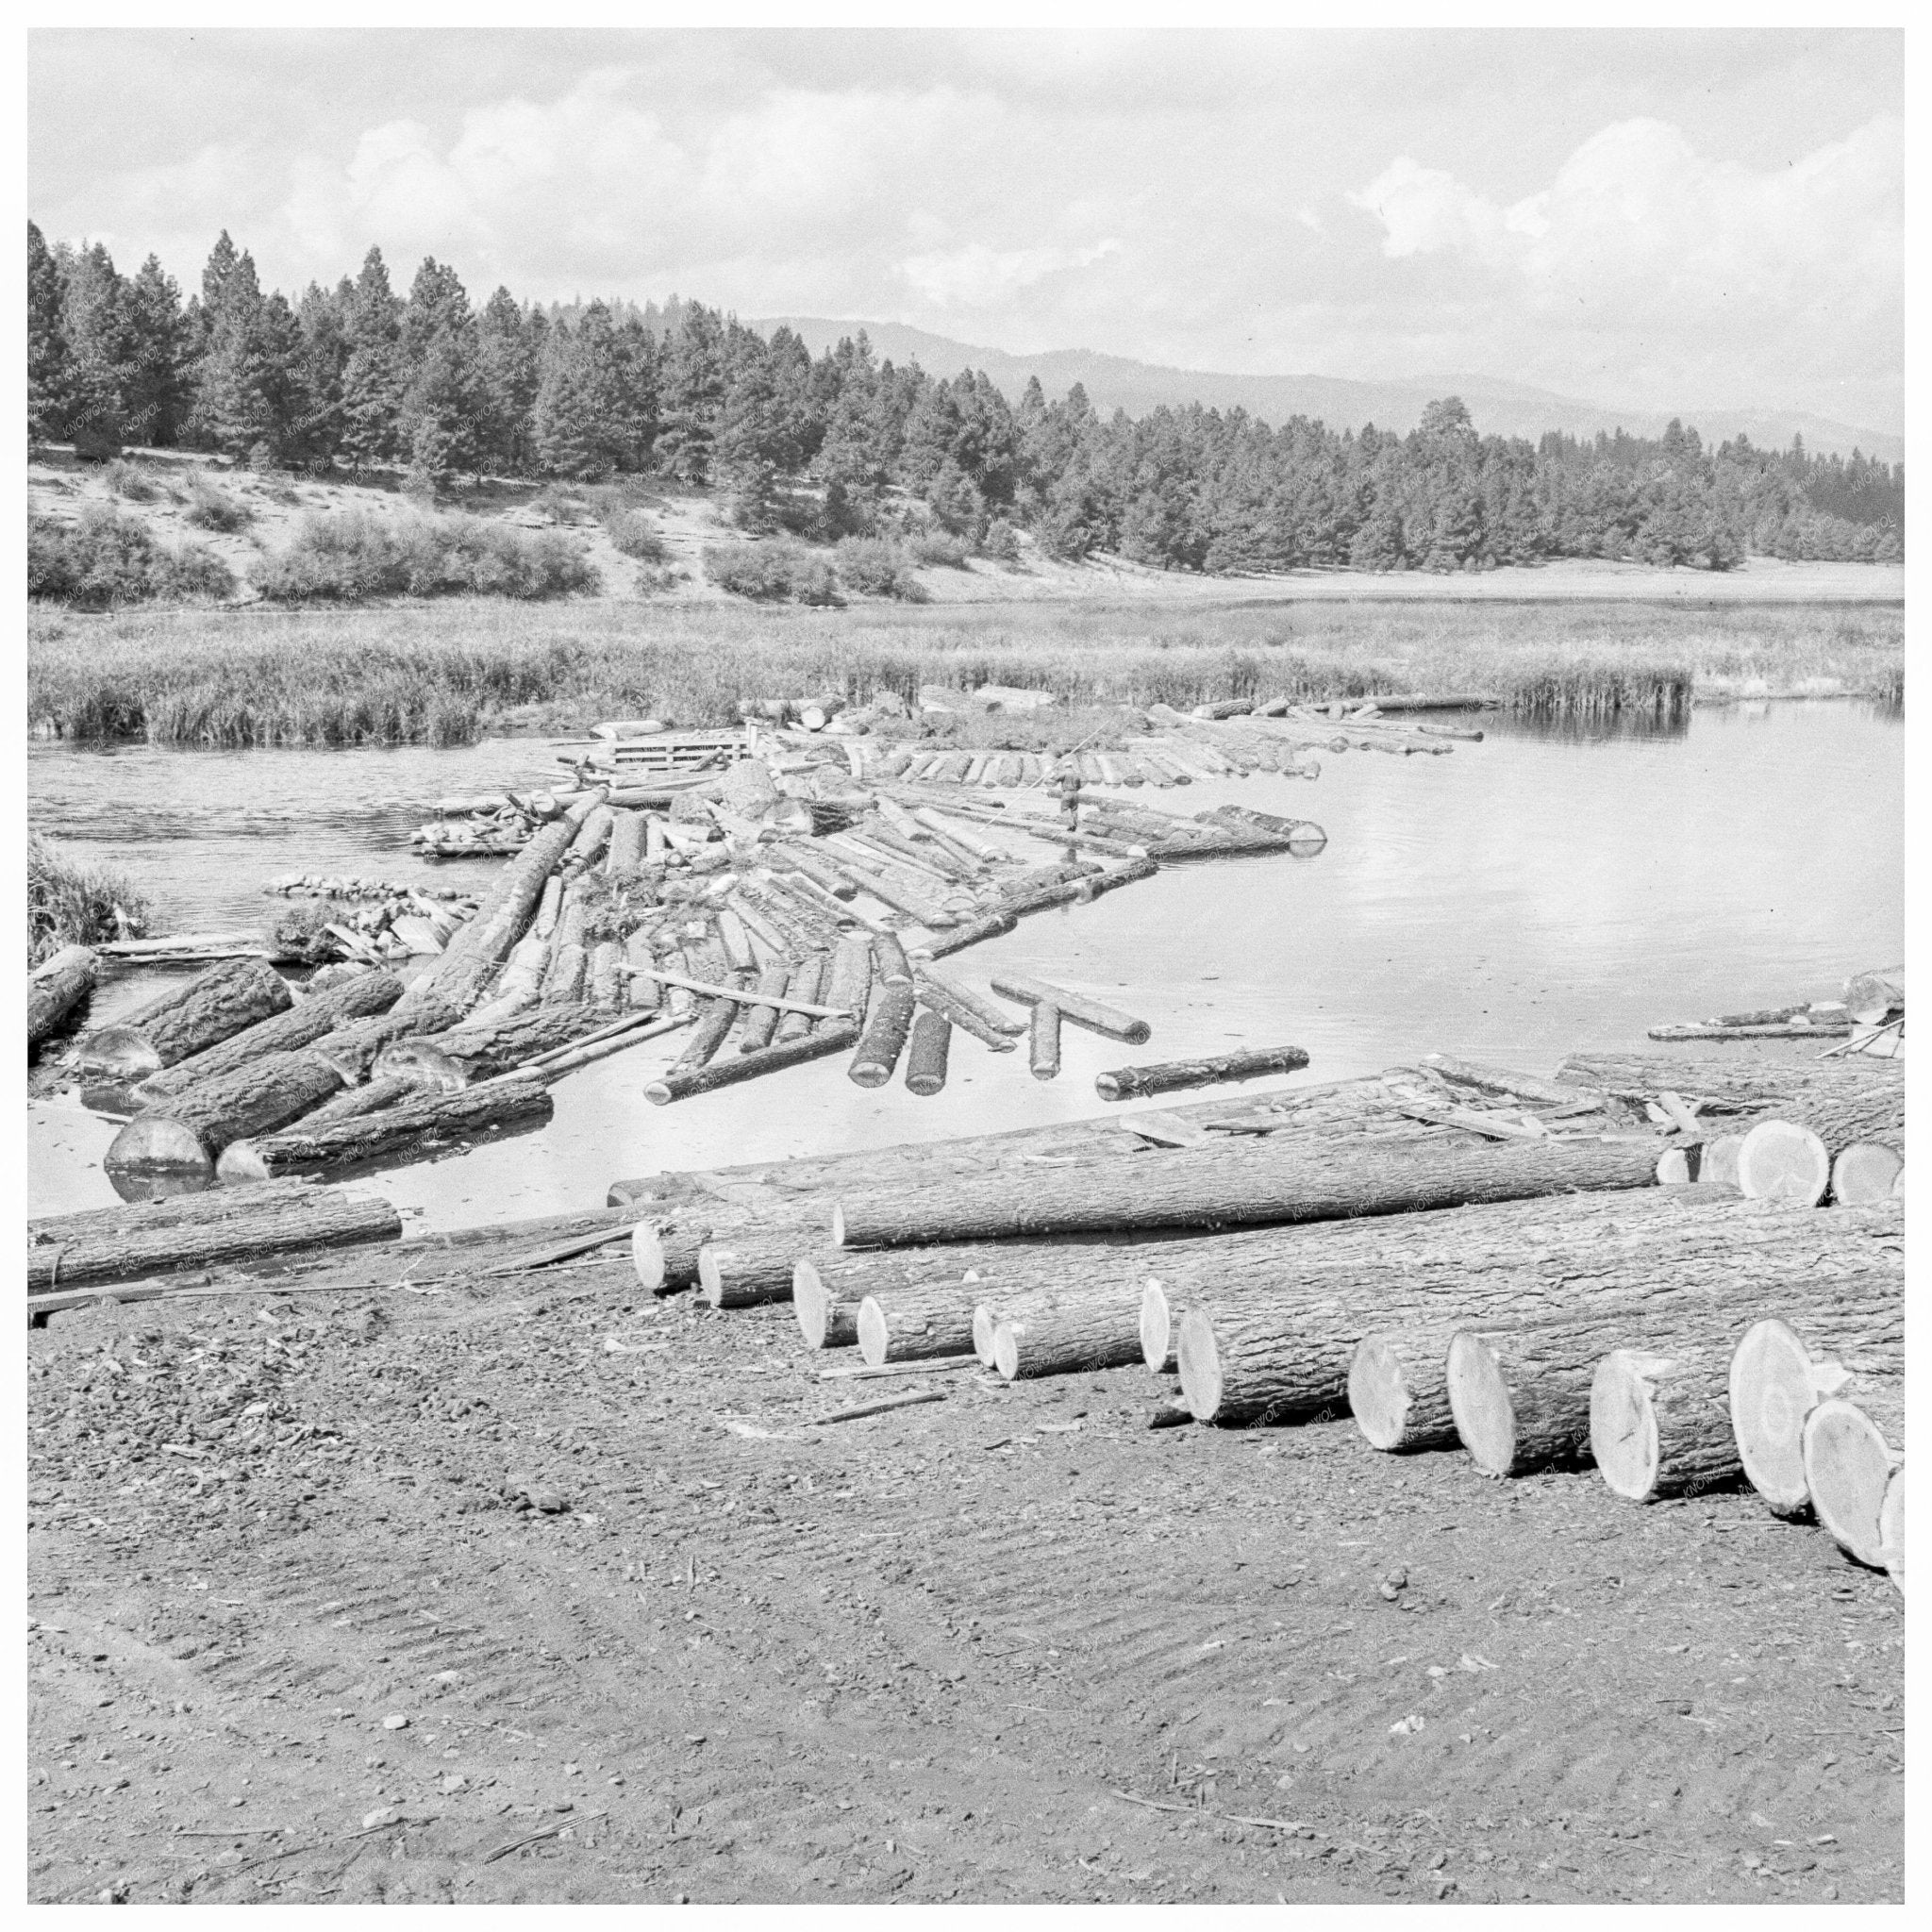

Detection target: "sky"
[27, 28, 1904, 436]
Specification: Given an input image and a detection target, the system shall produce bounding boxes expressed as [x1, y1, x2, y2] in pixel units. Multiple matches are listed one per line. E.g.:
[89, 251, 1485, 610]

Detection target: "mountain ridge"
[754, 316, 1903, 466]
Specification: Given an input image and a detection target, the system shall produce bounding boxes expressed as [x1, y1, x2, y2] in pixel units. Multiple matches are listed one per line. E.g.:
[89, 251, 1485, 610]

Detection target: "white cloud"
[899, 239, 1122, 309]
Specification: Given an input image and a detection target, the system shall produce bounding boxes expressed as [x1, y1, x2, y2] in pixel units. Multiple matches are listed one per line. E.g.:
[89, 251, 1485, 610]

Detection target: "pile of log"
[1646, 964, 1903, 1055]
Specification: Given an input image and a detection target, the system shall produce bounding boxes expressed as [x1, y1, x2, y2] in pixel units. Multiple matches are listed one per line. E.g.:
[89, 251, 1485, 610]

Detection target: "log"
[715, 907, 758, 974]
[625, 931, 660, 1014]
[1420, 1055, 1603, 1110]
[1832, 1141, 1904, 1204]
[911, 908, 1020, 961]
[215, 1080, 553, 1181]
[28, 944, 98, 1052]
[1557, 1050, 1903, 1117]
[403, 811, 585, 1018]
[1203, 805, 1327, 854]
[1843, 966, 1905, 1025]
[848, 983, 917, 1088]
[671, 982, 745, 1073]
[137, 970, 402, 1099]
[832, 1134, 1663, 1250]
[1170, 1188, 1873, 1427]
[792, 1244, 1026, 1349]
[858, 1282, 981, 1366]
[822, 934, 874, 1023]
[1736, 1120, 1832, 1204]
[693, 1226, 810, 1308]
[1803, 1382, 1905, 1569]
[628, 964, 850, 1022]
[1348, 1324, 1461, 1452]
[905, 1009, 952, 1096]
[540, 889, 589, 1004]
[106, 1049, 347, 1181]
[590, 940, 625, 1011]
[988, 971, 1150, 1044]
[1029, 1004, 1062, 1081]
[1590, 1345, 1742, 1503]
[75, 958, 294, 1078]
[1096, 1045, 1309, 1101]
[606, 809, 647, 874]
[375, 1004, 608, 1088]
[1729, 1294, 1905, 1516]
[644, 1019, 858, 1105]
[911, 974, 1016, 1054]
[912, 964, 1025, 1037]
[774, 954, 828, 1044]
[309, 1001, 460, 1084]
[873, 931, 914, 988]
[991, 1290, 1146, 1380]
[1699, 1133, 1744, 1190]
[737, 963, 794, 1053]
[300, 1071, 429, 1126]
[26, 1182, 401, 1291]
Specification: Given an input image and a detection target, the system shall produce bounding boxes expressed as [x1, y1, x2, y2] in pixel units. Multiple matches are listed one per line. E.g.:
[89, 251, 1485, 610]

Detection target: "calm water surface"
[27, 701, 1903, 1226]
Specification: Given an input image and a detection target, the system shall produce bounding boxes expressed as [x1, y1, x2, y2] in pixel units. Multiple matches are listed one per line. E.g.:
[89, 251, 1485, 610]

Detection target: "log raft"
[75, 957, 294, 1078]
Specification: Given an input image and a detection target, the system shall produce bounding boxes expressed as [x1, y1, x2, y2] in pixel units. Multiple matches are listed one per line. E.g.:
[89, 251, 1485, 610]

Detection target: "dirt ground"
[27, 1239, 1904, 1906]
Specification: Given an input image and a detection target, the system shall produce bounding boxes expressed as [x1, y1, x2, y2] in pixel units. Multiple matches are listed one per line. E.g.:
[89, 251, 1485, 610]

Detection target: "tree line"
[27, 223, 1904, 573]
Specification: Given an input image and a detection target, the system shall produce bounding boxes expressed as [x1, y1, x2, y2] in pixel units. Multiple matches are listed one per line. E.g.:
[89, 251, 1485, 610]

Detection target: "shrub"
[28, 506, 236, 608]
[532, 483, 591, 525]
[834, 537, 928, 601]
[256, 509, 600, 603]
[908, 530, 970, 569]
[981, 518, 1021, 561]
[704, 539, 843, 606]
[103, 458, 163, 503]
[28, 831, 151, 965]
[184, 471, 254, 532]
[601, 508, 669, 563]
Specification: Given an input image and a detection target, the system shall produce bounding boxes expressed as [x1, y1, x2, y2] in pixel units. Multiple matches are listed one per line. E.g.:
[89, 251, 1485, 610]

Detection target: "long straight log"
[138, 969, 402, 1100]
[1803, 1380, 1905, 1570]
[309, 1000, 461, 1084]
[736, 963, 793, 1053]
[216, 1080, 552, 1181]
[911, 974, 1015, 1053]
[1420, 1055, 1604, 1110]
[375, 1003, 609, 1089]
[848, 983, 916, 1088]
[833, 1134, 1663, 1250]
[1557, 1050, 1904, 1116]
[300, 1071, 430, 1126]
[672, 980, 745, 1073]
[540, 887, 589, 1004]
[26, 1182, 401, 1291]
[822, 934, 874, 1025]
[909, 908, 1020, 962]
[913, 964, 1026, 1037]
[644, 1020, 858, 1105]
[1170, 1188, 1874, 1428]
[905, 1009, 951, 1096]
[873, 932, 914, 988]
[1728, 1294, 1905, 1517]
[106, 1048, 347, 1180]
[774, 954, 828, 1045]
[988, 971, 1150, 1044]
[1096, 1045, 1308, 1101]
[75, 958, 294, 1078]
[28, 944, 99, 1052]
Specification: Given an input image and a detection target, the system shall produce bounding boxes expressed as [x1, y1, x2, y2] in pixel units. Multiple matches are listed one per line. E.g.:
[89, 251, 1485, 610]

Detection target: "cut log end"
[1590, 1351, 1664, 1502]
[856, 1296, 890, 1369]
[830, 1204, 850, 1248]
[71, 1026, 165, 1079]
[1737, 1119, 1831, 1205]
[1657, 1147, 1695, 1185]
[212, 1141, 272, 1184]
[1728, 1318, 1820, 1515]
[1700, 1133, 1744, 1191]
[972, 1304, 1000, 1367]
[1832, 1141, 1903, 1206]
[1803, 1398, 1899, 1569]
[1879, 1467, 1904, 1593]
[991, 1322, 1022, 1381]
[1139, 1279, 1172, 1373]
[1446, 1332, 1516, 1476]
[1349, 1335, 1424, 1453]
[1174, 1307, 1224, 1421]
[103, 1116, 214, 1182]
[792, 1259, 833, 1349]
[696, 1244, 725, 1307]
[633, 1223, 671, 1293]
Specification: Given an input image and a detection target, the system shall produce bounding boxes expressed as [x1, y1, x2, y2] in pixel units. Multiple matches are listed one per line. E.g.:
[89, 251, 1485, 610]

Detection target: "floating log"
[1803, 1382, 1905, 1570]
[833, 1134, 1662, 1250]
[137, 969, 402, 1100]
[375, 1004, 608, 1089]
[26, 1181, 401, 1292]
[1348, 1323, 1461, 1452]
[1168, 1187, 1835, 1427]
[1650, 1020, 1853, 1041]
[911, 973, 1018, 1053]
[905, 1010, 952, 1096]
[644, 1019, 858, 1105]
[1420, 1055, 1603, 1110]
[539, 888, 589, 1004]
[911, 908, 1020, 961]
[1833, 1141, 1904, 1204]
[1736, 1120, 1832, 1204]
[300, 1071, 429, 1126]
[671, 981, 745, 1074]
[873, 931, 914, 988]
[106, 1048, 347, 1181]
[1029, 1004, 1062, 1081]
[913, 965, 1025, 1037]
[28, 944, 98, 1053]
[308, 999, 460, 1084]
[774, 953, 828, 1044]
[1095, 1044, 1308, 1102]
[401, 810, 587, 1019]
[1202, 805, 1327, 854]
[1729, 1294, 1905, 1517]
[75, 957, 294, 1078]
[737, 963, 793, 1053]
[848, 983, 917, 1088]
[987, 971, 1150, 1044]
[216, 1080, 552, 1181]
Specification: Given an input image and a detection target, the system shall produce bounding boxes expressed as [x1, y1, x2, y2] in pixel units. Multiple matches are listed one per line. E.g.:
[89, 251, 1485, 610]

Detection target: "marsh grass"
[25, 596, 1903, 748]
[28, 831, 151, 964]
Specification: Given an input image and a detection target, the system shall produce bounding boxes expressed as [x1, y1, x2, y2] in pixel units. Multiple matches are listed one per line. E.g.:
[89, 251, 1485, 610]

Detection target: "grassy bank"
[28, 832, 150, 965]
[26, 597, 1904, 748]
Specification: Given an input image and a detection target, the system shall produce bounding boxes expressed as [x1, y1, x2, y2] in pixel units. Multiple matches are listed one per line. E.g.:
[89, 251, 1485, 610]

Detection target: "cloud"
[900, 239, 1122, 309]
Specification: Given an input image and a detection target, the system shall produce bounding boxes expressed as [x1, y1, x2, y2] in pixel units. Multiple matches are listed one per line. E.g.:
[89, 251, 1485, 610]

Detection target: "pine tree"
[400, 326, 487, 491]
[122, 255, 192, 447]
[27, 221, 70, 442]
[58, 241, 131, 456]
[338, 247, 405, 472]
[476, 288, 540, 475]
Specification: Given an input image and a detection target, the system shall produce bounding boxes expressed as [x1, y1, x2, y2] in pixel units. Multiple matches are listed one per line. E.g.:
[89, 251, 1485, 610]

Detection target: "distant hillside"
[757, 317, 1904, 466]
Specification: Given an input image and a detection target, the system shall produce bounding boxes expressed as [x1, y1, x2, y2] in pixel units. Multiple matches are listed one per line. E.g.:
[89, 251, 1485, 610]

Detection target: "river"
[27, 699, 1903, 1227]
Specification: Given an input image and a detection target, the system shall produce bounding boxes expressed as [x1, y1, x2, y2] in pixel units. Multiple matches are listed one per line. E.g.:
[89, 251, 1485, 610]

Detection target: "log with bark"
[1728, 1291, 1905, 1517]
[911, 965, 1025, 1044]
[136, 969, 402, 1100]
[26, 1180, 401, 1292]
[106, 1048, 348, 1181]
[374, 1003, 608, 1089]
[990, 1289, 1147, 1380]
[905, 1009, 952, 1096]
[986, 970, 1149, 1043]
[848, 983, 917, 1088]
[644, 1020, 858, 1105]
[300, 1071, 431, 1126]
[28, 944, 99, 1053]
[1348, 1323, 1462, 1452]
[1170, 1187, 1866, 1428]
[1095, 1045, 1309, 1102]
[774, 954, 828, 1044]
[1029, 1004, 1062, 1080]
[822, 934, 874, 1023]
[75, 958, 294, 1078]
[1803, 1380, 1905, 1571]
[1735, 1120, 1833, 1204]
[736, 963, 794, 1053]
[832, 1133, 1663, 1250]
[215, 1079, 553, 1181]
[1420, 1055, 1604, 1110]
[1556, 1050, 1903, 1117]
[540, 889, 589, 1004]
[858, 1281, 983, 1366]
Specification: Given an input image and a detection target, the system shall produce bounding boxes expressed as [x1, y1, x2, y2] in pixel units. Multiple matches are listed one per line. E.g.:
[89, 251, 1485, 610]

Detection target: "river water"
[27, 700, 1903, 1227]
